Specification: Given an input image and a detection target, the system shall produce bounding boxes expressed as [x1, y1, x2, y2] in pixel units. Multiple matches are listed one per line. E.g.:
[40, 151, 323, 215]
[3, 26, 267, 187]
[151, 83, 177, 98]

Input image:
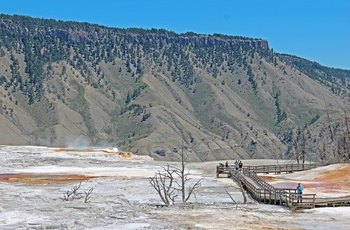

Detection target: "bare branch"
[149, 166, 178, 206]
[62, 181, 86, 202]
[238, 180, 247, 204]
[184, 178, 202, 202]
[71, 181, 82, 196]
[149, 141, 202, 205]
[84, 188, 93, 203]
[225, 189, 238, 210]
[150, 176, 168, 205]
[63, 181, 82, 201]
[63, 190, 73, 201]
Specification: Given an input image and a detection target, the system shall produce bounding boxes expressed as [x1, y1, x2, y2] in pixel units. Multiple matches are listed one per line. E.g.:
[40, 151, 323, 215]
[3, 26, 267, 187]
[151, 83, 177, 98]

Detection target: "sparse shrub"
[62, 181, 94, 203]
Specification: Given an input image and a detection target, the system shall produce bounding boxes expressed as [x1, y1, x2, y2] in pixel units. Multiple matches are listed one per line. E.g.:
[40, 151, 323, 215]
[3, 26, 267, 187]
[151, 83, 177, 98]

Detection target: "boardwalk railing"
[216, 166, 232, 177]
[289, 194, 316, 211]
[224, 163, 317, 210]
[220, 163, 350, 210]
[217, 164, 317, 178]
[314, 195, 350, 207]
[244, 164, 317, 174]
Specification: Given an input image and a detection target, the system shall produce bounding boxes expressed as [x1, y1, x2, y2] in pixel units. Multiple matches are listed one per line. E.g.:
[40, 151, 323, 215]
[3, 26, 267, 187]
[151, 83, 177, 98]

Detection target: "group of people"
[234, 160, 243, 171]
[218, 160, 243, 172]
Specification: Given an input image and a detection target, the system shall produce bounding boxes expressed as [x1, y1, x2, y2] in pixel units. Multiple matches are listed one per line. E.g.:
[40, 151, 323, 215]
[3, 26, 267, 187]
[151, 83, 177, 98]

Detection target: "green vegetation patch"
[70, 79, 87, 108]
[114, 111, 152, 142]
[27, 97, 58, 129]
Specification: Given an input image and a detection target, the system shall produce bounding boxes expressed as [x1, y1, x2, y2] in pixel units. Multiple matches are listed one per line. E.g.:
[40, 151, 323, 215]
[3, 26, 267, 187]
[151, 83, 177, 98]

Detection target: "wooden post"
[313, 195, 316, 208]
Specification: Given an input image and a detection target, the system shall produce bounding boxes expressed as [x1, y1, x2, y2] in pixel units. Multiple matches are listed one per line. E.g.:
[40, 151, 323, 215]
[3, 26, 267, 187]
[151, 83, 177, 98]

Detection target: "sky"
[1, 0, 349, 70]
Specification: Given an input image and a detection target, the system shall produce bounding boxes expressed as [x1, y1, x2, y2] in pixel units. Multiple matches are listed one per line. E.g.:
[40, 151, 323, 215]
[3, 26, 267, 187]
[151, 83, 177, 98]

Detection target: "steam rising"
[65, 136, 91, 149]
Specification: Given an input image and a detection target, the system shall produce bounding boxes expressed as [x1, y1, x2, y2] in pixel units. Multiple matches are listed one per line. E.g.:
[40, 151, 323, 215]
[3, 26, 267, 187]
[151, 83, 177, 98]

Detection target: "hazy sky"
[1, 0, 349, 69]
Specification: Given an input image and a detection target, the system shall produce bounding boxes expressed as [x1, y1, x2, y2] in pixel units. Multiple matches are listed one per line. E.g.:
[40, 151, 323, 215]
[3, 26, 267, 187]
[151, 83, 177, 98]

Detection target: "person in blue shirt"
[296, 183, 303, 203]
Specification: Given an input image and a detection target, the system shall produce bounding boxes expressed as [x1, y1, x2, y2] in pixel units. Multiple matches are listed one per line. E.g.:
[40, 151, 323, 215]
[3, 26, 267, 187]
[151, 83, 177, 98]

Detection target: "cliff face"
[139, 34, 269, 49]
[0, 16, 269, 47]
[0, 14, 349, 162]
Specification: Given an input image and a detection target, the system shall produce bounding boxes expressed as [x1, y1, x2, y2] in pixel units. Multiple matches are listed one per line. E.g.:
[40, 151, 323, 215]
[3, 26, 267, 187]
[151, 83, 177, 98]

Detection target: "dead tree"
[84, 188, 94, 203]
[293, 129, 306, 164]
[238, 180, 247, 204]
[149, 164, 178, 206]
[231, 172, 247, 204]
[325, 101, 334, 142]
[225, 189, 238, 210]
[63, 181, 82, 201]
[227, 171, 247, 209]
[174, 144, 202, 203]
[301, 131, 306, 165]
[225, 185, 247, 210]
[317, 139, 327, 163]
[62, 181, 93, 203]
[341, 109, 350, 161]
[150, 144, 202, 206]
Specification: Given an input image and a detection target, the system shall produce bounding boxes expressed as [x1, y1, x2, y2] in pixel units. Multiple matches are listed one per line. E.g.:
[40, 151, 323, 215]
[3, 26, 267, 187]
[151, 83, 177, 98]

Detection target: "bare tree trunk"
[150, 142, 202, 205]
[343, 109, 350, 160]
[225, 189, 238, 209]
[325, 101, 334, 142]
[180, 143, 185, 203]
[294, 145, 300, 164]
[176, 142, 202, 203]
[301, 132, 306, 165]
[318, 139, 327, 163]
[238, 180, 247, 204]
[294, 129, 307, 165]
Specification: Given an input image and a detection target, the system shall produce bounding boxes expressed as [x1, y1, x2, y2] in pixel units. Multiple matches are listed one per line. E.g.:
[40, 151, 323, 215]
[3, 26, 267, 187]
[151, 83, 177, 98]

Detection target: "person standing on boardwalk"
[238, 161, 243, 172]
[296, 183, 303, 202]
[235, 160, 239, 170]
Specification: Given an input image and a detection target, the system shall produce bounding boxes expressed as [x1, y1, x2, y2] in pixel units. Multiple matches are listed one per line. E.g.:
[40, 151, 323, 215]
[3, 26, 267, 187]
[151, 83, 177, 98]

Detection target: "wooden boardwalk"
[315, 196, 350, 207]
[244, 164, 317, 174]
[216, 163, 317, 177]
[217, 163, 350, 211]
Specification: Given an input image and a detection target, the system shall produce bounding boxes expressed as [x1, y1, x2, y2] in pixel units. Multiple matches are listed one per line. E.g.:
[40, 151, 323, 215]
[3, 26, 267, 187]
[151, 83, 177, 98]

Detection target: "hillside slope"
[0, 14, 349, 161]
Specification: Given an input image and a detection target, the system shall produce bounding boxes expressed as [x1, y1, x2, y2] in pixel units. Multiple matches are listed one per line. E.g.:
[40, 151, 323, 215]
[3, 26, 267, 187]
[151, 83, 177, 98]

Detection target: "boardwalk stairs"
[217, 163, 350, 211]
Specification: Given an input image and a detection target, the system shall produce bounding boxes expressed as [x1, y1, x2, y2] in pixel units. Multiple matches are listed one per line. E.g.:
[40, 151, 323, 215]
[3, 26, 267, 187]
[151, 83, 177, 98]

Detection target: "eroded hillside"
[0, 14, 349, 161]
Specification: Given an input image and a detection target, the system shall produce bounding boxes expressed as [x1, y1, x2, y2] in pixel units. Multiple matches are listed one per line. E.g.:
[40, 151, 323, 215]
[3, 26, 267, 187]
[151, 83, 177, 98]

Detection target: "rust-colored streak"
[118, 152, 134, 158]
[261, 164, 350, 194]
[54, 148, 99, 153]
[53, 148, 134, 158]
[316, 164, 350, 183]
[259, 176, 276, 183]
[0, 173, 97, 184]
[102, 148, 118, 153]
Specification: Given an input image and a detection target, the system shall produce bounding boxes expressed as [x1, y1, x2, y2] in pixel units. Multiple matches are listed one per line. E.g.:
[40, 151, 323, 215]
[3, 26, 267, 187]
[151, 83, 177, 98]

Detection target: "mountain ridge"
[0, 14, 349, 162]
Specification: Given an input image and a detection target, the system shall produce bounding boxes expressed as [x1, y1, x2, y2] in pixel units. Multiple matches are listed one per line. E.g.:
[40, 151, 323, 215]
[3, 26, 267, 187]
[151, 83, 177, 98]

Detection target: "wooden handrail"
[243, 163, 317, 174]
[222, 163, 350, 210]
[228, 164, 317, 210]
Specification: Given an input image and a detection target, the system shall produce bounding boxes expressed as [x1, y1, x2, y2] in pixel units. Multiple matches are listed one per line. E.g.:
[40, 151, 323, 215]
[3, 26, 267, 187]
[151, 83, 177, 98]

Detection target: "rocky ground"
[0, 145, 349, 230]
